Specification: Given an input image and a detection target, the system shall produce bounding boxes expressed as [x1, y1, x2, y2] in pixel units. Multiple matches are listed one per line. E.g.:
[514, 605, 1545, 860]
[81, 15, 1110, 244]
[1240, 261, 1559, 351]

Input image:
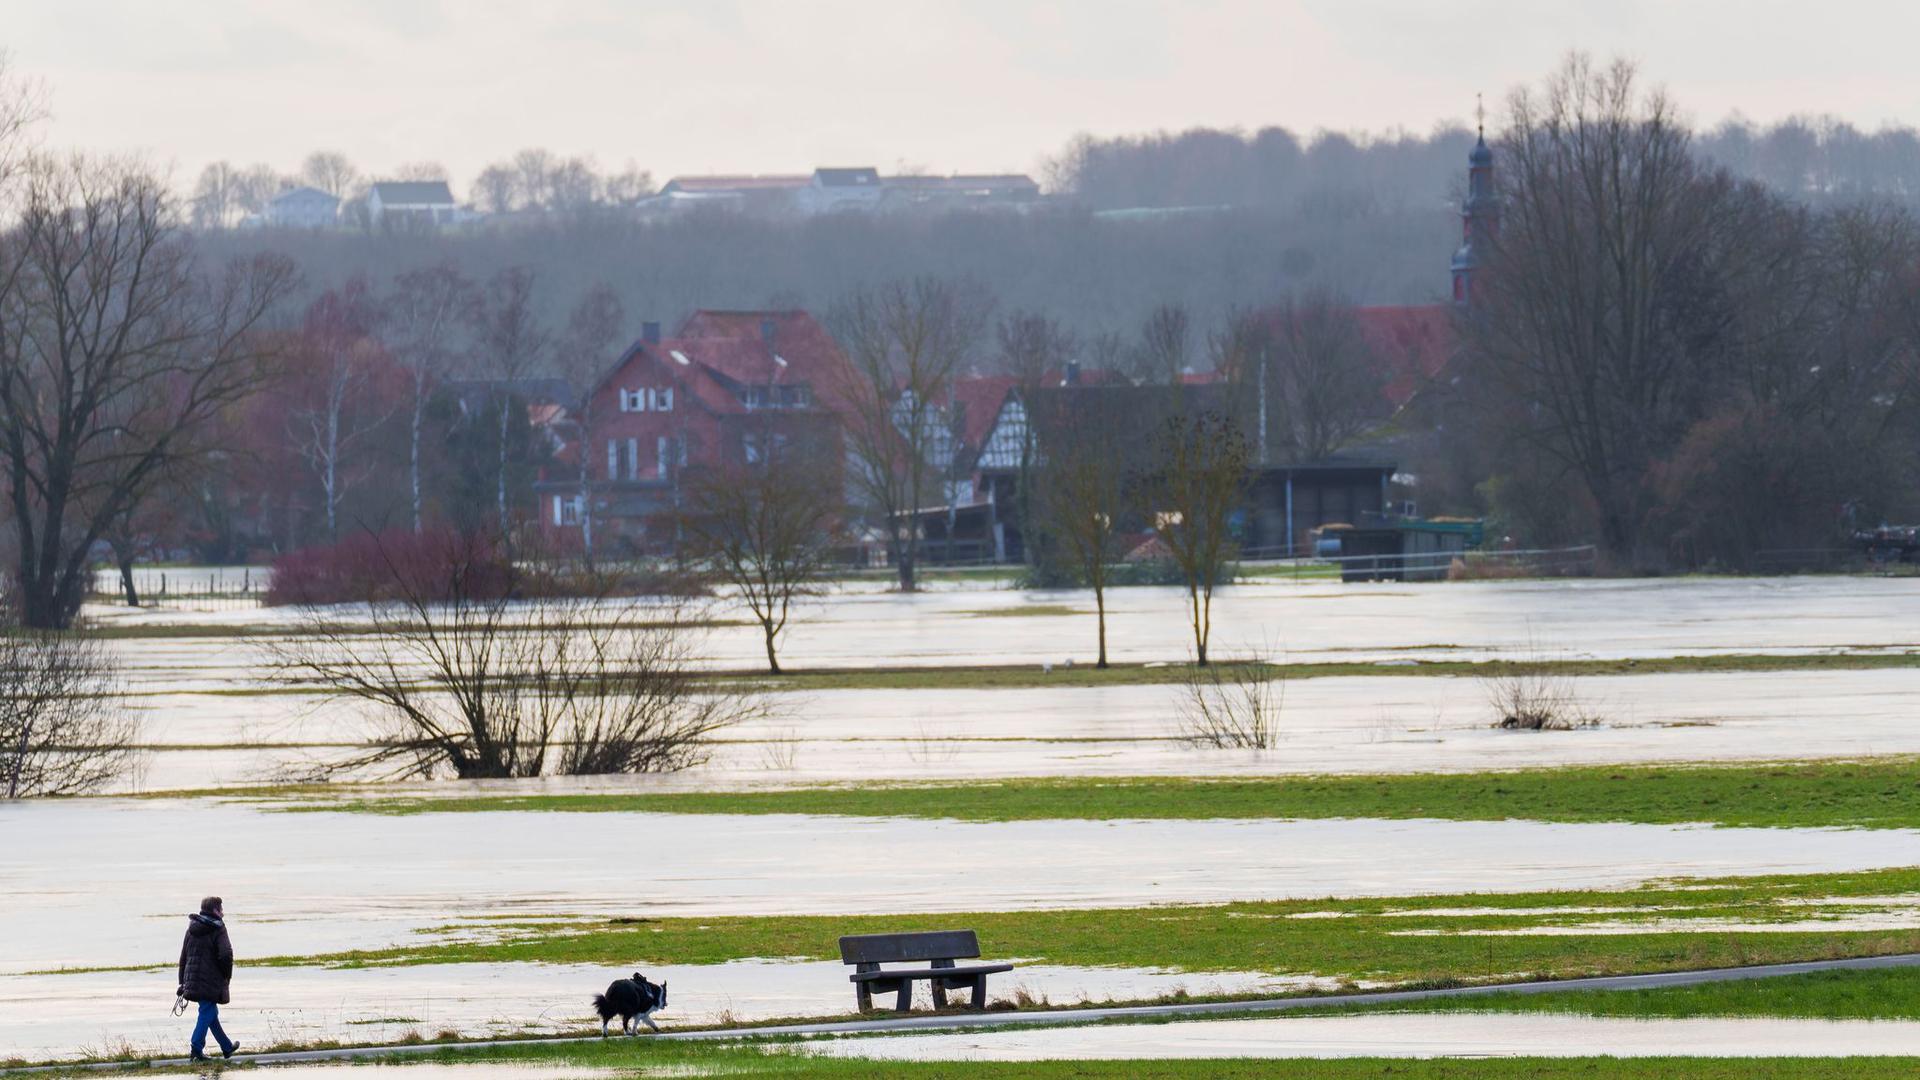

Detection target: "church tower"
[1450, 110, 1498, 305]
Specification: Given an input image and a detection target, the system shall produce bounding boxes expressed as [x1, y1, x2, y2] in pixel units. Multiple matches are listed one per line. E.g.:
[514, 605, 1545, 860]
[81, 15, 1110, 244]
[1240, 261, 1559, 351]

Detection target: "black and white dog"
[592, 973, 668, 1036]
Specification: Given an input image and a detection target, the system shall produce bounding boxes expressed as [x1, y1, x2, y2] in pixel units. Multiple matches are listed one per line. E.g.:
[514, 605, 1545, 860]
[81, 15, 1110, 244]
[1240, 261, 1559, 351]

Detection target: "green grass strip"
[311, 758, 1920, 830]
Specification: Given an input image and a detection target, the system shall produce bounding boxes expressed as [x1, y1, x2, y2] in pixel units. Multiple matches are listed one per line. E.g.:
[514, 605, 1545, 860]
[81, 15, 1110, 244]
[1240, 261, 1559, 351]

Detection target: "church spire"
[1451, 96, 1498, 305]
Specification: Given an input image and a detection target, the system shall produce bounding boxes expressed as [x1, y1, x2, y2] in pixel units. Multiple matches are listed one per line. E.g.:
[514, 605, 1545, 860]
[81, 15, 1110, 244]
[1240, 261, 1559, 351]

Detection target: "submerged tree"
[0, 629, 139, 798]
[1147, 408, 1250, 666]
[679, 432, 843, 674]
[270, 530, 762, 780]
[1031, 391, 1130, 667]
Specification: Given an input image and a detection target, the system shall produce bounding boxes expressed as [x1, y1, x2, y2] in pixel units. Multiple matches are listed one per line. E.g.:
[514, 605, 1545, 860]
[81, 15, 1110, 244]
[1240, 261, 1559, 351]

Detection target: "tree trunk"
[117, 553, 139, 608]
[1094, 585, 1108, 669]
[763, 620, 782, 675]
[410, 392, 425, 533]
[496, 401, 511, 536]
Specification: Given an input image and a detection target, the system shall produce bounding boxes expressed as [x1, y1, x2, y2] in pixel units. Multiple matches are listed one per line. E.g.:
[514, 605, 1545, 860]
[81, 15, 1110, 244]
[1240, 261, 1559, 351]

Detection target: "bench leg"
[856, 984, 872, 1012]
[930, 981, 948, 1009]
[895, 982, 915, 1013]
[970, 974, 987, 1010]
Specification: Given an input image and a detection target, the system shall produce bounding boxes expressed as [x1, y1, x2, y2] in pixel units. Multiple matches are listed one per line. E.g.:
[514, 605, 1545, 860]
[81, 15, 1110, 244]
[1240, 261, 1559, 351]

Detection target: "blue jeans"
[190, 999, 233, 1057]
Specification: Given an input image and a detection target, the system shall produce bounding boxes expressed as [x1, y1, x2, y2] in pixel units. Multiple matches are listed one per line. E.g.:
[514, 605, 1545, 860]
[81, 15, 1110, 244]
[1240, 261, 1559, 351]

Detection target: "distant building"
[368, 181, 460, 229]
[881, 174, 1041, 212]
[537, 310, 858, 550]
[262, 186, 340, 229]
[640, 167, 1041, 218]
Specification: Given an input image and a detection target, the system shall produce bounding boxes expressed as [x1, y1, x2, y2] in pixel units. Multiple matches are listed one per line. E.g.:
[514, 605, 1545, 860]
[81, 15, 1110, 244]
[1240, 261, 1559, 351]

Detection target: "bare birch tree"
[556, 283, 625, 561]
[289, 281, 387, 542]
[469, 267, 549, 537]
[383, 265, 472, 532]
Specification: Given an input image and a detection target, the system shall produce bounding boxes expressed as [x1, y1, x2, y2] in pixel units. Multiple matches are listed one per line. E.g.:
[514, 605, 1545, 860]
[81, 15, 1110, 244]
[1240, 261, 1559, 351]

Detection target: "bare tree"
[189, 161, 242, 229]
[1031, 391, 1129, 667]
[270, 530, 762, 779]
[393, 161, 449, 182]
[471, 165, 516, 214]
[0, 629, 139, 798]
[0, 157, 296, 628]
[604, 162, 654, 205]
[1147, 407, 1249, 665]
[555, 284, 625, 560]
[1469, 55, 1733, 563]
[996, 310, 1076, 562]
[1215, 296, 1386, 463]
[1132, 303, 1192, 384]
[232, 164, 285, 216]
[830, 277, 990, 591]
[680, 433, 842, 673]
[1176, 643, 1282, 749]
[301, 150, 360, 197]
[383, 265, 472, 532]
[469, 267, 549, 536]
[288, 282, 388, 542]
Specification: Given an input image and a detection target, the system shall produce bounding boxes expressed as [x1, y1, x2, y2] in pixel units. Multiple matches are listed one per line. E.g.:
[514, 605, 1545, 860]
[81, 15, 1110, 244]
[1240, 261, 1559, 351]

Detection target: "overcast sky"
[9, 0, 1920, 190]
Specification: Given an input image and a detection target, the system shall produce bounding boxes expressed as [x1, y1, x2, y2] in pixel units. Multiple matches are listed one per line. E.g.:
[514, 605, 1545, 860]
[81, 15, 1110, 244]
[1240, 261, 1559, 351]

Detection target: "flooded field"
[122, 667, 1920, 791]
[8, 799, 1920, 974]
[10, 573, 1918, 1063]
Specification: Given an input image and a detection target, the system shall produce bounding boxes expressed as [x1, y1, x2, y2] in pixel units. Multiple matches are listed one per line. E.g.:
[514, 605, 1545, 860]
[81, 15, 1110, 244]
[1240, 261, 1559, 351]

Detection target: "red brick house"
[537, 309, 856, 552]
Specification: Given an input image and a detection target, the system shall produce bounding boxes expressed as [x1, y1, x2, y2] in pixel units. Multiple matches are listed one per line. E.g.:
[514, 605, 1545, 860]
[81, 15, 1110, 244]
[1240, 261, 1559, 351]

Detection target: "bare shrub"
[1176, 648, 1283, 750]
[269, 531, 767, 780]
[1482, 664, 1600, 730]
[0, 629, 139, 797]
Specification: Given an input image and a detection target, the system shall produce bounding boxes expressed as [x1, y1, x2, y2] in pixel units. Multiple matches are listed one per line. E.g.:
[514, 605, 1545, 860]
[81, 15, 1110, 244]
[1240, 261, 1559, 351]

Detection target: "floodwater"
[119, 667, 1920, 791]
[8, 799, 1920, 975]
[802, 1012, 1920, 1060]
[89, 574, 1920, 678]
[0, 959, 1293, 1062]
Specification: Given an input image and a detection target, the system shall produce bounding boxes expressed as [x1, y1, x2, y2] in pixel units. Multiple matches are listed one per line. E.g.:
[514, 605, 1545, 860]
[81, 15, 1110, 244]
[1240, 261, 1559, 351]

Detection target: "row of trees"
[1451, 55, 1920, 569]
[189, 149, 655, 230]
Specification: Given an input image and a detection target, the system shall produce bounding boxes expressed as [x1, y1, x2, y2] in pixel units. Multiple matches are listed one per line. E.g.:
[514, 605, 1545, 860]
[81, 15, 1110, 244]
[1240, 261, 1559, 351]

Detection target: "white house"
[368, 181, 459, 229]
[263, 186, 340, 228]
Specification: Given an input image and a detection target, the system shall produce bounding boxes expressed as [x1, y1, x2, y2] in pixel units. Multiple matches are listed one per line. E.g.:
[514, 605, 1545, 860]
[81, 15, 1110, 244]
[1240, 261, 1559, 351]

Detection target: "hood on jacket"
[187, 913, 224, 936]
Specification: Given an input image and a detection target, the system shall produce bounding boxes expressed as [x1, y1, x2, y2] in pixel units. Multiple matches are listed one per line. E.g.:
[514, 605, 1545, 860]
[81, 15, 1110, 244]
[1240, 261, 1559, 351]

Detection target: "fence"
[90, 566, 270, 612]
[1246, 544, 1600, 582]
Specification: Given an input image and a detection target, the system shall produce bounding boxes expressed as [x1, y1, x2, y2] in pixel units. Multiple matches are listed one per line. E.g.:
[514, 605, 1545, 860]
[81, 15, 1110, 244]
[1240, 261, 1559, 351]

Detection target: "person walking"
[177, 896, 239, 1061]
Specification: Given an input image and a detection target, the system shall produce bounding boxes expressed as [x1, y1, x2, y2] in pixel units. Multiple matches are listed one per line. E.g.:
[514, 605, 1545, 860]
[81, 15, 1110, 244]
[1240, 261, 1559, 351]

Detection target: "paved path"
[15, 952, 1920, 1074]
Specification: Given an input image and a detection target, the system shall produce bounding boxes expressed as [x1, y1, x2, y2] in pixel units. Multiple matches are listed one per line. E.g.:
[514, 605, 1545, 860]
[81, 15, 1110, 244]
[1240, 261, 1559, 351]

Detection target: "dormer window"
[619, 387, 674, 412]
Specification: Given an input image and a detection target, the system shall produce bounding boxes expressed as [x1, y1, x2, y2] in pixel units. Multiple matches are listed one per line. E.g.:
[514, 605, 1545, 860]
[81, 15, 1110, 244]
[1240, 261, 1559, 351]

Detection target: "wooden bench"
[839, 930, 1014, 1012]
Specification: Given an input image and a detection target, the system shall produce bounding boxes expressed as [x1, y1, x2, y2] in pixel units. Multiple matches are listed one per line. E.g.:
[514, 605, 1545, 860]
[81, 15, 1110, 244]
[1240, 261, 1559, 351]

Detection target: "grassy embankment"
[137, 866, 1920, 985]
[303, 758, 1920, 831]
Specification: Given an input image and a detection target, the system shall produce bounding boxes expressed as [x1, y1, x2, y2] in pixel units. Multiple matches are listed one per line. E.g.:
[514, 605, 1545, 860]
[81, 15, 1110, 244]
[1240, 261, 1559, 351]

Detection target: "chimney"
[760, 318, 777, 349]
[1064, 361, 1081, 386]
[642, 320, 661, 344]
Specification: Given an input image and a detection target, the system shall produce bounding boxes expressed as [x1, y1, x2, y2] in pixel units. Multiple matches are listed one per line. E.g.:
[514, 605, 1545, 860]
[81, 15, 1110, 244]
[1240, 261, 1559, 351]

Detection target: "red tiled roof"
[591, 310, 862, 420]
[1351, 304, 1456, 406]
[949, 375, 1018, 451]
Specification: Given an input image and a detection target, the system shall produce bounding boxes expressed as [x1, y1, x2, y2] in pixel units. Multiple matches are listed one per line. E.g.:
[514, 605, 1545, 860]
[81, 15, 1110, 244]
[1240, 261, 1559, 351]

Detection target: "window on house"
[607, 439, 619, 480]
[658, 387, 673, 411]
[625, 437, 640, 480]
[742, 433, 760, 464]
[554, 495, 582, 526]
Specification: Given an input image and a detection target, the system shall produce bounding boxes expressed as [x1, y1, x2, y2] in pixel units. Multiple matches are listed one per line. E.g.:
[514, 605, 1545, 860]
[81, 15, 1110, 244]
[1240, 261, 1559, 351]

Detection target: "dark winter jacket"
[177, 913, 233, 1004]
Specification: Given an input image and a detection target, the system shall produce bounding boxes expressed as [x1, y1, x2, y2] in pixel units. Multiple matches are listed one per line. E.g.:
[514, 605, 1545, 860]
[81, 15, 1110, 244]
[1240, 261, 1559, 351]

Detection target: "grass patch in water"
[313, 758, 1920, 830]
[221, 866, 1920, 987]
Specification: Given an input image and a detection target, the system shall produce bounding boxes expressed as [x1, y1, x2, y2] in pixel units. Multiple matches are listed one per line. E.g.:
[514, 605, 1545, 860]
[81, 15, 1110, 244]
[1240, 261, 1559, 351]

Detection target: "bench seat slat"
[850, 963, 1012, 982]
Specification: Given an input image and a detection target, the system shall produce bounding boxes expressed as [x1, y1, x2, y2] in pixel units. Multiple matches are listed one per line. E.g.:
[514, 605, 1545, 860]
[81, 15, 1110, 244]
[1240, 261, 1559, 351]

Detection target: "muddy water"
[802, 1012, 1920, 1059]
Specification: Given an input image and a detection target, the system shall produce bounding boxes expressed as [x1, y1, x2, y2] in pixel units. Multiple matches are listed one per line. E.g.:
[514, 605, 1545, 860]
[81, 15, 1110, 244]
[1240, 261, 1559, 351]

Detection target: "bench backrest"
[839, 930, 981, 966]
